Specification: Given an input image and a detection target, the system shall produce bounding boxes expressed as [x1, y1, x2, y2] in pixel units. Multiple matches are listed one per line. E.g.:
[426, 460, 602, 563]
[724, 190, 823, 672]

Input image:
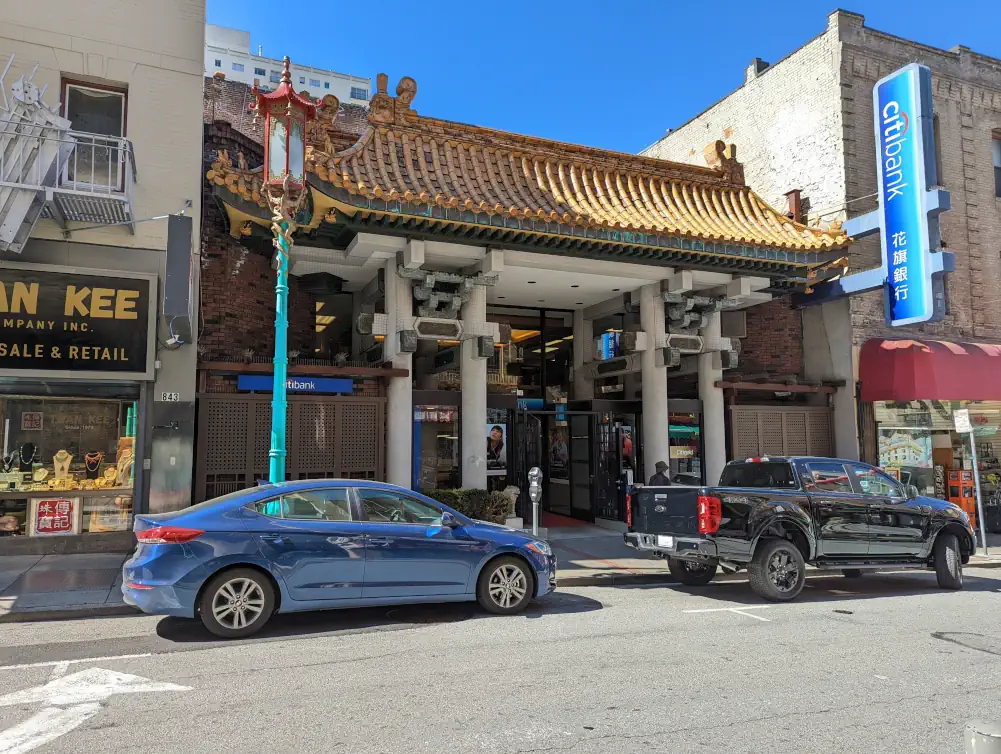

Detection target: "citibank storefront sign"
[795, 63, 953, 326]
[237, 375, 353, 394]
[875, 65, 936, 326]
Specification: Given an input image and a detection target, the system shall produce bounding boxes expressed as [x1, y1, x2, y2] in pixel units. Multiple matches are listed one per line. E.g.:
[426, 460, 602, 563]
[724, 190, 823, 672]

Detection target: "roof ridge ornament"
[368, 73, 418, 126]
[703, 140, 745, 185]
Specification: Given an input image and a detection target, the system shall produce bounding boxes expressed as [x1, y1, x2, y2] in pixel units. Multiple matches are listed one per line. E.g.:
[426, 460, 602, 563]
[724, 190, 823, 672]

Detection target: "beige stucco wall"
[0, 0, 205, 251]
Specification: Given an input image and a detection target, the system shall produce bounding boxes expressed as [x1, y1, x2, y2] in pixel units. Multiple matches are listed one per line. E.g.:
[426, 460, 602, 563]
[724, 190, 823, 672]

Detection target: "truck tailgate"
[630, 486, 701, 535]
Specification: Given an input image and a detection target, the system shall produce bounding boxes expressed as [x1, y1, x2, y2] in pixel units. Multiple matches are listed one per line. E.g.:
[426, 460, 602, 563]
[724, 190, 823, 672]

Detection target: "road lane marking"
[0, 653, 152, 673]
[0, 702, 101, 754]
[683, 605, 772, 622]
[0, 667, 191, 753]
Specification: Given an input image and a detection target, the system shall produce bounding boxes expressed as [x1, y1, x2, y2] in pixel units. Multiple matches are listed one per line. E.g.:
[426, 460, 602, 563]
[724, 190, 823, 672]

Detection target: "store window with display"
[0, 396, 138, 537]
[413, 405, 460, 492]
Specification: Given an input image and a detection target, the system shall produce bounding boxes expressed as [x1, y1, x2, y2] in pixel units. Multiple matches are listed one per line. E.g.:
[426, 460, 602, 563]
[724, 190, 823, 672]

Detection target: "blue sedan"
[122, 480, 557, 638]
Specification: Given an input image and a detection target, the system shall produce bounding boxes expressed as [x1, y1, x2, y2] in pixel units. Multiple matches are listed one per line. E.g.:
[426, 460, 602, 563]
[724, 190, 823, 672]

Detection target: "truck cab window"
[719, 462, 798, 489]
[804, 462, 853, 493]
[849, 464, 904, 498]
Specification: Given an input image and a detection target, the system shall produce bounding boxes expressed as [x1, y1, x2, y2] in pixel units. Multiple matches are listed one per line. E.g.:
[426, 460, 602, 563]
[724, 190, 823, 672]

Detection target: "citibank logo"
[880, 101, 911, 202]
[286, 379, 316, 390]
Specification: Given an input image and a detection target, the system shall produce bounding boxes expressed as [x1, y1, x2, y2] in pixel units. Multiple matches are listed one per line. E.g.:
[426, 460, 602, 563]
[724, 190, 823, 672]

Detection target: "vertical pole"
[970, 434, 987, 554]
[639, 283, 670, 484]
[698, 311, 727, 486]
[269, 220, 290, 484]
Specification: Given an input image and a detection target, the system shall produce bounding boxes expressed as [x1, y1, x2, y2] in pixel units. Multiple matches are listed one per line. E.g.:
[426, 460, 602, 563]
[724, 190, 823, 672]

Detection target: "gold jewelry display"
[33, 468, 49, 482]
[116, 449, 134, 487]
[103, 467, 118, 482]
[53, 450, 73, 479]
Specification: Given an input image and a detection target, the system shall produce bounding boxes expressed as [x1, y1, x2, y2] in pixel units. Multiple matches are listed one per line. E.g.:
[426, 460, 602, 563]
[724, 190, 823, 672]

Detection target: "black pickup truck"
[624, 456, 977, 601]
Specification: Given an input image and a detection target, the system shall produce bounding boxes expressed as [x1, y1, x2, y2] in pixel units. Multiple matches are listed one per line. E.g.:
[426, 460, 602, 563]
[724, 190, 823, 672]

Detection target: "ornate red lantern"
[253, 57, 317, 192]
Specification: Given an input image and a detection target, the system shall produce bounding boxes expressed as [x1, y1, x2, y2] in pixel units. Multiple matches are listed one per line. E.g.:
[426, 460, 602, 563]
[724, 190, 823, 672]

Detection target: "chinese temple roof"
[207, 72, 850, 281]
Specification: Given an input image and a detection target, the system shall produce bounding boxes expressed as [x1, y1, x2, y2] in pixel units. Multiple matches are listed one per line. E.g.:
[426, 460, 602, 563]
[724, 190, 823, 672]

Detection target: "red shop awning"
[859, 339, 1001, 402]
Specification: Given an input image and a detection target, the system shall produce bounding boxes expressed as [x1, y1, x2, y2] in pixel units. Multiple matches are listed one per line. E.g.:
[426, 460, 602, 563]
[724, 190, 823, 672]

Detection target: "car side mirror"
[440, 511, 460, 528]
[905, 484, 919, 500]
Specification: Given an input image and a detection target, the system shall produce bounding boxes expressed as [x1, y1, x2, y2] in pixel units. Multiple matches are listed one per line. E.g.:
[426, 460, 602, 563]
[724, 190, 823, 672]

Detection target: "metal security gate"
[729, 405, 833, 460]
[195, 394, 385, 502]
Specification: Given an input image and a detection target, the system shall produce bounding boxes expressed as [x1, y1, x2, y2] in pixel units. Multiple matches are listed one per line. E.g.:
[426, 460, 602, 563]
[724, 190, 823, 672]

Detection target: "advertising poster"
[878, 428, 933, 469]
[620, 426, 634, 471]
[28, 497, 81, 536]
[549, 426, 569, 480]
[486, 423, 507, 475]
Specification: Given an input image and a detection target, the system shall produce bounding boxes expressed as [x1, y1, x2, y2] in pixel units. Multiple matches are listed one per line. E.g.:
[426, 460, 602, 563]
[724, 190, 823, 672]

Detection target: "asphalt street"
[2, 568, 1001, 754]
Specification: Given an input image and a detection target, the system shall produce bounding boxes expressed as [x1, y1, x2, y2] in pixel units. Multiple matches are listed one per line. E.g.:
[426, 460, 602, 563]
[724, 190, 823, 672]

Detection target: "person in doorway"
[648, 461, 672, 486]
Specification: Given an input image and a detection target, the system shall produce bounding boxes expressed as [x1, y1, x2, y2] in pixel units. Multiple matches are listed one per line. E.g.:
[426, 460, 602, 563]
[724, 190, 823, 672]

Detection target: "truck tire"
[934, 533, 963, 590]
[668, 558, 717, 586]
[748, 539, 806, 601]
[842, 569, 864, 579]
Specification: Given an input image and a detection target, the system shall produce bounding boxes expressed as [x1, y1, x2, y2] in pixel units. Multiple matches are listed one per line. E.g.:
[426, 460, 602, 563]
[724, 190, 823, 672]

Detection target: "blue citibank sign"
[796, 64, 953, 325]
[237, 375, 353, 394]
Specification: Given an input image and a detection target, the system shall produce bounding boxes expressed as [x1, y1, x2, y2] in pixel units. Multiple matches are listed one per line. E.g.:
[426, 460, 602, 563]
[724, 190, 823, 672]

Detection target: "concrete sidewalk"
[0, 552, 135, 622]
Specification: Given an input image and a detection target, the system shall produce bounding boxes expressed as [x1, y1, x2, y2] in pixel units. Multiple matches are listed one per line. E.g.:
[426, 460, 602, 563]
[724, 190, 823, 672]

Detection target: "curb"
[556, 572, 676, 587]
[970, 558, 1001, 569]
[0, 603, 141, 624]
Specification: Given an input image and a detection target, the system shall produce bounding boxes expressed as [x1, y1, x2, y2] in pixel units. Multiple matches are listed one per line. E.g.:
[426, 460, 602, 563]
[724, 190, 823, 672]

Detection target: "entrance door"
[594, 416, 620, 521]
[569, 414, 592, 520]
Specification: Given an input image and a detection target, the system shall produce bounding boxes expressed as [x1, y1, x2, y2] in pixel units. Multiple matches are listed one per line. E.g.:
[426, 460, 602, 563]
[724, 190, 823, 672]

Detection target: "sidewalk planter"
[427, 489, 509, 525]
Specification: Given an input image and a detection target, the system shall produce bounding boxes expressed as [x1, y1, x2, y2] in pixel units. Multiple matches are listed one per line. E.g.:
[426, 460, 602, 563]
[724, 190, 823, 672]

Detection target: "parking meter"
[528, 466, 542, 535]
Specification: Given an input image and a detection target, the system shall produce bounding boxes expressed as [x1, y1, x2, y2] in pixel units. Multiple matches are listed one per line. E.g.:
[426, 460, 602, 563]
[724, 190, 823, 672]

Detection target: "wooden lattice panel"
[806, 412, 833, 456]
[205, 401, 248, 468]
[297, 403, 337, 470]
[783, 412, 809, 456]
[338, 403, 379, 472]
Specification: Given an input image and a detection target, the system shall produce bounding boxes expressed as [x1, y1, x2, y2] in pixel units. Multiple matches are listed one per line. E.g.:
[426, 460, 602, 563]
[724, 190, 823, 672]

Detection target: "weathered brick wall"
[739, 299, 804, 376]
[836, 15, 1001, 344]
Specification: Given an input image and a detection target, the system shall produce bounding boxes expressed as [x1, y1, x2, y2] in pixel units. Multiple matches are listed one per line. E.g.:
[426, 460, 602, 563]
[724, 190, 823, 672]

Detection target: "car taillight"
[697, 495, 722, 534]
[625, 493, 632, 529]
[136, 526, 204, 544]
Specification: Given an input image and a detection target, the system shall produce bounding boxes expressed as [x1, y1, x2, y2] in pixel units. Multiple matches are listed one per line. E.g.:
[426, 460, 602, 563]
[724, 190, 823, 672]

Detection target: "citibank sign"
[873, 63, 951, 327]
[795, 64, 953, 325]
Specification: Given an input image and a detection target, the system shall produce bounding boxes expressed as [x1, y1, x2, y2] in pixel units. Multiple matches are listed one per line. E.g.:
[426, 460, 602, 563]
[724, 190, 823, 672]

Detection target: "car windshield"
[720, 462, 799, 489]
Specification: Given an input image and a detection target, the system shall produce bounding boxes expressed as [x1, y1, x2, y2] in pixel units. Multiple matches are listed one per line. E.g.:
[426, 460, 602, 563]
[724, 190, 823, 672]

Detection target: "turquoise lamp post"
[252, 58, 317, 483]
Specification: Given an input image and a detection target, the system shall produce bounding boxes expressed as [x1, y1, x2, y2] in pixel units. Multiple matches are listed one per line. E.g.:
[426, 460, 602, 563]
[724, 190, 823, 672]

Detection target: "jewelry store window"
[0, 395, 138, 537]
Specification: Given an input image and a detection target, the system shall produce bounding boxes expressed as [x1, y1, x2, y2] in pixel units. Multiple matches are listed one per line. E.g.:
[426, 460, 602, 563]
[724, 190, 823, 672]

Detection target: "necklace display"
[84, 452, 105, 479]
[18, 443, 37, 472]
[53, 450, 73, 480]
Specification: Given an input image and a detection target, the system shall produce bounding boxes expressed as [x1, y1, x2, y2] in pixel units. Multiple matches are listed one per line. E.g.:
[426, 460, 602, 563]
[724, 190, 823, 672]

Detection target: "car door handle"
[259, 535, 286, 544]
[368, 537, 391, 546]
[327, 536, 352, 545]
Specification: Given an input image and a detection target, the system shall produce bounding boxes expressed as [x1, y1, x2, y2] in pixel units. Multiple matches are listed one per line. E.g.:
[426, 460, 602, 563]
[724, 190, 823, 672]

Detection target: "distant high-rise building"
[204, 24, 371, 105]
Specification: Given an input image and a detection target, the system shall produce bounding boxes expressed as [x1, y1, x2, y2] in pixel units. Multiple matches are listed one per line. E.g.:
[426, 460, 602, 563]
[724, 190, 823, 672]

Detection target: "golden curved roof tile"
[211, 79, 849, 252]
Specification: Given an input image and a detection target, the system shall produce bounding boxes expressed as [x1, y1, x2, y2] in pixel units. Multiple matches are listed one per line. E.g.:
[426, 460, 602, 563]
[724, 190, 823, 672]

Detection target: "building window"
[231, 62, 244, 72]
[0, 394, 138, 536]
[932, 114, 944, 186]
[254, 67, 266, 76]
[214, 59, 221, 68]
[350, 87, 368, 100]
[299, 76, 305, 84]
[993, 136, 1001, 198]
[324, 82, 330, 89]
[62, 80, 127, 189]
[270, 70, 281, 84]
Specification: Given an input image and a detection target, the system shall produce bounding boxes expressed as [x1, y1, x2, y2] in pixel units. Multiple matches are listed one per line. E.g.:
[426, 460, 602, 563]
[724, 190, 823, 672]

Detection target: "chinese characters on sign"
[874, 63, 948, 326]
[20, 411, 42, 431]
[32, 498, 77, 536]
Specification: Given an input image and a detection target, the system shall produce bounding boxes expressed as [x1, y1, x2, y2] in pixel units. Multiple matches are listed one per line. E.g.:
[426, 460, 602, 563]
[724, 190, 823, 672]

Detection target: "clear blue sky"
[207, 0, 1001, 155]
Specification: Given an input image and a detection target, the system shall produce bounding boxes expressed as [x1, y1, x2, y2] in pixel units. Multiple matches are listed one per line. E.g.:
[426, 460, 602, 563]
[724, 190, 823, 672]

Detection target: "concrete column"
[639, 283, 670, 484]
[803, 299, 859, 460]
[460, 284, 488, 490]
[383, 259, 413, 488]
[698, 311, 727, 486]
[572, 309, 593, 400]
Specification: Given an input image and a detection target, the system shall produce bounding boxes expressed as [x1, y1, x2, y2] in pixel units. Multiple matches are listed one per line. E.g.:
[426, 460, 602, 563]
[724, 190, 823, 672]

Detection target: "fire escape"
[0, 55, 136, 253]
